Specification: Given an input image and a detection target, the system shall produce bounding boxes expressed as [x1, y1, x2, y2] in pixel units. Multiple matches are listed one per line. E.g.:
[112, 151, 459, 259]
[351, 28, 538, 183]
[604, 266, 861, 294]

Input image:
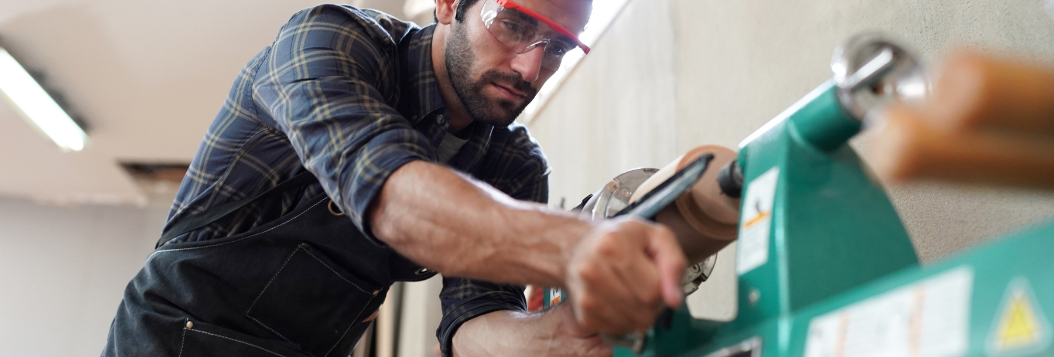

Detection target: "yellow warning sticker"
[987, 278, 1052, 355]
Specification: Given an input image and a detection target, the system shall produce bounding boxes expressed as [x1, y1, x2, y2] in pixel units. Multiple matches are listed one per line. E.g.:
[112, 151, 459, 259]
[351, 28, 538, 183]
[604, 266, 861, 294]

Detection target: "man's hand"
[452, 304, 612, 357]
[537, 304, 612, 357]
[565, 218, 687, 334]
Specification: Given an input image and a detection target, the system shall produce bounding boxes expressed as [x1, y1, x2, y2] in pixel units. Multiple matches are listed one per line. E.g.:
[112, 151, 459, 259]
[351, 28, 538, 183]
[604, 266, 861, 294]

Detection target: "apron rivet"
[328, 200, 345, 216]
[372, 290, 380, 295]
[415, 268, 431, 275]
[185, 321, 194, 329]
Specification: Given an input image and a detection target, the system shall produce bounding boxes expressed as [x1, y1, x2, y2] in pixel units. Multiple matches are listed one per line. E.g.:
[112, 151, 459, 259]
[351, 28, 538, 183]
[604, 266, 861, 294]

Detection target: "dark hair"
[454, 0, 481, 21]
[434, 0, 481, 23]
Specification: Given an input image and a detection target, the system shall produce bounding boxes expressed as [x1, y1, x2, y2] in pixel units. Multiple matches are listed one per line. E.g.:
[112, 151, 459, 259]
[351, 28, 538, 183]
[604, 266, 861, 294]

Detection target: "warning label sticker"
[987, 278, 1052, 355]
[736, 167, 779, 276]
[803, 267, 973, 357]
[549, 288, 562, 306]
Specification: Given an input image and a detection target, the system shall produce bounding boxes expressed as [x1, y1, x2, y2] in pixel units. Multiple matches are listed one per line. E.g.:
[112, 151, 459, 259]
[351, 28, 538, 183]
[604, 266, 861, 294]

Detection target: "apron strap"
[157, 172, 320, 247]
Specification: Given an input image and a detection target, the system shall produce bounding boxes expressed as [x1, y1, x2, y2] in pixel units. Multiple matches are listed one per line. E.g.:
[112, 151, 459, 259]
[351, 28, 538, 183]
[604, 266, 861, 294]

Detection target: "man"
[104, 0, 687, 356]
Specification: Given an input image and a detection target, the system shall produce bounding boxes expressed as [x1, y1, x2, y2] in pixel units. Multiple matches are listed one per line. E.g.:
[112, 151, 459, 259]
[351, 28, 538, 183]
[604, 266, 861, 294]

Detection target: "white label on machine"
[803, 266, 973, 357]
[736, 167, 779, 276]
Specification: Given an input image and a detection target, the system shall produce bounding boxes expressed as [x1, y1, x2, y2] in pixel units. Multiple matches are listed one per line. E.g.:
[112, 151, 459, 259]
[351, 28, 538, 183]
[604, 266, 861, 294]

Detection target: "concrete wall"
[0, 197, 167, 357]
[528, 0, 680, 207]
[527, 0, 1054, 265]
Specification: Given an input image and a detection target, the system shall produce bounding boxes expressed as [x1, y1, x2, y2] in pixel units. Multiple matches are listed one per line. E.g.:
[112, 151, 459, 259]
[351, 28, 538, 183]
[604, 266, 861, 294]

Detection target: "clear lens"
[481, 0, 575, 69]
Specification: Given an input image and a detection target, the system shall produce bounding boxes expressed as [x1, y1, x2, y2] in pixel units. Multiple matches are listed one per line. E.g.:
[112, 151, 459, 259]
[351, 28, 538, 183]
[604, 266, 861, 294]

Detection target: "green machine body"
[617, 33, 1054, 357]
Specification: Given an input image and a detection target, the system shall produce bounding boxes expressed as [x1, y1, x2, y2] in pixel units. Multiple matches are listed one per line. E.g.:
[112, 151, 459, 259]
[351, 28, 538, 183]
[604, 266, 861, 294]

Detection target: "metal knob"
[831, 32, 928, 121]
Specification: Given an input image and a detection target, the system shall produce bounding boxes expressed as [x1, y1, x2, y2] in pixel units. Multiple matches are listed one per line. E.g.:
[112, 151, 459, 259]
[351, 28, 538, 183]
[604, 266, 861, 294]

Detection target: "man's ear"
[435, 0, 458, 25]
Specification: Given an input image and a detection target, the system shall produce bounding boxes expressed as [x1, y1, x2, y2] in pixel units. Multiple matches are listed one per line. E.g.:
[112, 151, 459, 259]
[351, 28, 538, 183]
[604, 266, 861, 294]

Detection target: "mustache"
[478, 70, 537, 95]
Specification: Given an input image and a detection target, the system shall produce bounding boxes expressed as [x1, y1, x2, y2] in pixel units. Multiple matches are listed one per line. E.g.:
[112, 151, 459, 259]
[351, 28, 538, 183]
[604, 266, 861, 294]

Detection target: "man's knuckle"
[577, 265, 601, 283]
[644, 291, 662, 306]
[581, 319, 600, 331]
[597, 239, 620, 257]
[638, 309, 656, 324]
[671, 256, 687, 270]
[656, 224, 675, 237]
[651, 301, 665, 316]
[612, 221, 633, 232]
[579, 294, 599, 311]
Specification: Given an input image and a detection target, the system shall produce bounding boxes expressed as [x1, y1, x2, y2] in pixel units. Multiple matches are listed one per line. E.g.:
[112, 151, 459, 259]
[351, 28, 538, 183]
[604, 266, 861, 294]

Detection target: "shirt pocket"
[245, 243, 384, 357]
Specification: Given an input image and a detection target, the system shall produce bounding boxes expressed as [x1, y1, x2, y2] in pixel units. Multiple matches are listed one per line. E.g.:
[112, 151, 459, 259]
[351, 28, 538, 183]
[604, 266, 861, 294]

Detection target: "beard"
[445, 23, 538, 127]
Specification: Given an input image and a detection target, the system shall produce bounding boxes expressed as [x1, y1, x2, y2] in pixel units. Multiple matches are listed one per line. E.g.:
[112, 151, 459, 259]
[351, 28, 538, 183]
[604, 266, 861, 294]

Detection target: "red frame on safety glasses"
[493, 0, 591, 54]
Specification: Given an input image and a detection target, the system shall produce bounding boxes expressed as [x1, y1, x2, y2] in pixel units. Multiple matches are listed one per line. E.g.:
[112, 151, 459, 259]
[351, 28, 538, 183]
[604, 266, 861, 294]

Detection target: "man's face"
[445, 0, 591, 127]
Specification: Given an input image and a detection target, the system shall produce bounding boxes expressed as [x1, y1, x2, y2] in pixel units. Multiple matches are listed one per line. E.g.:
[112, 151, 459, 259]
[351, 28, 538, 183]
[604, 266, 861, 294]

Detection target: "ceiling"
[0, 0, 433, 206]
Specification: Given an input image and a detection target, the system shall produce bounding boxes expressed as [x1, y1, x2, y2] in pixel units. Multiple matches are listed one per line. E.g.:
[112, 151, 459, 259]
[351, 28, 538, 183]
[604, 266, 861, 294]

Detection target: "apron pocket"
[179, 319, 306, 357]
[246, 243, 382, 357]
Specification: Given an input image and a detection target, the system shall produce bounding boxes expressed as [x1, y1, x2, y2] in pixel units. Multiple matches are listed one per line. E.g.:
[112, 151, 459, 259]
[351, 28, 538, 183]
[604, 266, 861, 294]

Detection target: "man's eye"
[501, 20, 525, 34]
[501, 19, 537, 39]
[547, 43, 573, 57]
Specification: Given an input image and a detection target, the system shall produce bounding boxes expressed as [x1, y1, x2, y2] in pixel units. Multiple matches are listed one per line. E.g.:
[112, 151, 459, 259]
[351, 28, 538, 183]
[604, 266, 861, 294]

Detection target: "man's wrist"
[510, 208, 593, 288]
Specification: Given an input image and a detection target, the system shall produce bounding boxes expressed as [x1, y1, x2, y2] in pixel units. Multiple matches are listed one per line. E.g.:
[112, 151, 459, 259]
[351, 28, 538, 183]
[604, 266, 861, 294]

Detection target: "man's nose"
[510, 46, 545, 83]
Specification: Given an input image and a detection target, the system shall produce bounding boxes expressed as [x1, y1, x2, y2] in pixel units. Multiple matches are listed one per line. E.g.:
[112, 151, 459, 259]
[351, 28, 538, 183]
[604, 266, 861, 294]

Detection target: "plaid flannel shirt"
[164, 5, 549, 356]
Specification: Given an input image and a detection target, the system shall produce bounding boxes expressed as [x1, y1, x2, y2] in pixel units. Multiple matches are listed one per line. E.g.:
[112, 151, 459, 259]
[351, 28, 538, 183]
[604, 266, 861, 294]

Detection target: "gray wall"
[526, 0, 1054, 264]
[0, 197, 168, 356]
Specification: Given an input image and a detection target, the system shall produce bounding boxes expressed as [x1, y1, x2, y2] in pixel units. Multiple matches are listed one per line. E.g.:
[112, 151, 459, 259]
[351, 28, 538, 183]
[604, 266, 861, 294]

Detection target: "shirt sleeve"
[436, 157, 550, 357]
[253, 5, 436, 244]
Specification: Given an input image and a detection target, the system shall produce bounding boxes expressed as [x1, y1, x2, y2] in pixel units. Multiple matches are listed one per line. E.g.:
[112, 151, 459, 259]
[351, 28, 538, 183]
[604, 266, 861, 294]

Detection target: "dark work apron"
[102, 173, 436, 357]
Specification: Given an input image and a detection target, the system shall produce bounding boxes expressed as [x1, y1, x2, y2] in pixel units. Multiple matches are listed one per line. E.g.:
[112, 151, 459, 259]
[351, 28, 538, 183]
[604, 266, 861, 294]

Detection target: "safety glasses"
[480, 0, 591, 70]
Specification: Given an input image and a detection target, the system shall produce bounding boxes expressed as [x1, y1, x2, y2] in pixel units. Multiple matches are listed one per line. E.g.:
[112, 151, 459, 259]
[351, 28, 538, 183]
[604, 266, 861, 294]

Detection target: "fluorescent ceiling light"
[0, 46, 87, 151]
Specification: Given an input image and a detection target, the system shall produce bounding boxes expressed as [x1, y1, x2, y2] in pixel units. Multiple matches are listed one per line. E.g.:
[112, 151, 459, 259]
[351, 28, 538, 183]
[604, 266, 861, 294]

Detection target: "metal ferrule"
[831, 32, 928, 122]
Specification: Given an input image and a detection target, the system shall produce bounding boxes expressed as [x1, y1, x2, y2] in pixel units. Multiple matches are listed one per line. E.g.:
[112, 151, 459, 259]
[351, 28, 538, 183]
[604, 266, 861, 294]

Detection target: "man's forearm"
[452, 310, 540, 357]
[451, 307, 611, 357]
[369, 160, 590, 287]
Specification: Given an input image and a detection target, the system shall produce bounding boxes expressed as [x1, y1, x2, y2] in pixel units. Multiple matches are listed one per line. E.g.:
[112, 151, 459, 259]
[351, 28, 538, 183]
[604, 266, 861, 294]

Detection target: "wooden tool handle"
[925, 53, 1054, 134]
[870, 52, 1054, 189]
[631, 145, 740, 264]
